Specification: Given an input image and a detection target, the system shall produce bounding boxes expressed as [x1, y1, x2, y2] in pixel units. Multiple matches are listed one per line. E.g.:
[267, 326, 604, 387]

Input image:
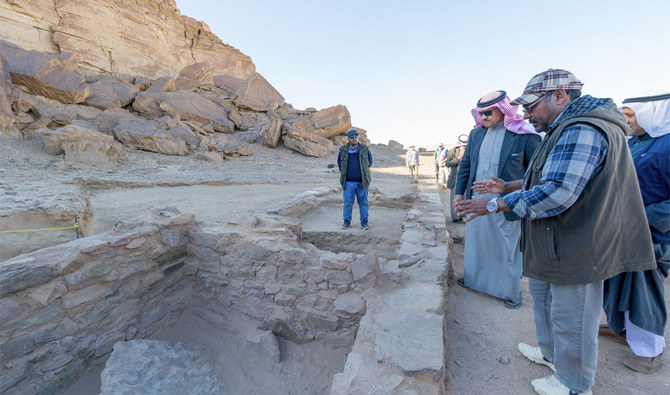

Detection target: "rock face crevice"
[1, 0, 256, 79]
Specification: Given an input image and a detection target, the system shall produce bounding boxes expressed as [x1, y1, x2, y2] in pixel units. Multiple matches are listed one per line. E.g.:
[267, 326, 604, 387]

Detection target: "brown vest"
[521, 104, 655, 284]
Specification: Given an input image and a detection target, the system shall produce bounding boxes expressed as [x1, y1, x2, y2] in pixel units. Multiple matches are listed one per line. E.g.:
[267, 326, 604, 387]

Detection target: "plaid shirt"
[503, 96, 609, 219]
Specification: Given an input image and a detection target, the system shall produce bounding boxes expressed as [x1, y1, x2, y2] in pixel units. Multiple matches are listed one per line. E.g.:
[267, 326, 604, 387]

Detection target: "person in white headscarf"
[600, 92, 670, 373]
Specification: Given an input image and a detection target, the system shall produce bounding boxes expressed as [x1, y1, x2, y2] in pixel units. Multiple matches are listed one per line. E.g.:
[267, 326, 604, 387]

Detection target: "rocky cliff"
[0, 0, 255, 79]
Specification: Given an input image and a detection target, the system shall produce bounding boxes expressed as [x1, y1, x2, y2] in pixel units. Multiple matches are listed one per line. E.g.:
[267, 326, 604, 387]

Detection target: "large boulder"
[133, 90, 234, 133]
[63, 138, 123, 166]
[388, 140, 404, 150]
[282, 125, 333, 158]
[174, 62, 214, 91]
[1, 56, 18, 131]
[291, 105, 351, 139]
[96, 108, 136, 135]
[213, 74, 244, 96]
[0, 40, 90, 104]
[146, 77, 176, 93]
[261, 116, 283, 148]
[22, 93, 101, 127]
[112, 118, 188, 155]
[84, 76, 139, 109]
[232, 73, 285, 112]
[34, 124, 121, 166]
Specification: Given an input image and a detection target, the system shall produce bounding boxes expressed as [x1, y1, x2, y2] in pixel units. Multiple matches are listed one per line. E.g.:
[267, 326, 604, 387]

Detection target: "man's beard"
[530, 119, 549, 133]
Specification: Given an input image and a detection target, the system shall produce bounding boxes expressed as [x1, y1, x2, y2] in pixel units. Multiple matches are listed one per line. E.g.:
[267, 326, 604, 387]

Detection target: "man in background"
[338, 129, 373, 230]
[434, 143, 447, 186]
[437, 143, 449, 188]
[405, 145, 419, 183]
[601, 92, 669, 373]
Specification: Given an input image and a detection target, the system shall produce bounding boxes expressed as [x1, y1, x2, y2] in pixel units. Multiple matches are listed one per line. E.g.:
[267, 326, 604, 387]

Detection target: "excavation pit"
[2, 182, 447, 394]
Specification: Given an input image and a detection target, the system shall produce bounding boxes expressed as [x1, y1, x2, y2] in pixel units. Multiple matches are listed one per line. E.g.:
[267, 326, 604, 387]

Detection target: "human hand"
[472, 175, 505, 194]
[455, 195, 491, 222]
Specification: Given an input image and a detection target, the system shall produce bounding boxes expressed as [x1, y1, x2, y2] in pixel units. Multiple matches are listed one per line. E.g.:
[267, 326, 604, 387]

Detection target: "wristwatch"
[486, 197, 499, 213]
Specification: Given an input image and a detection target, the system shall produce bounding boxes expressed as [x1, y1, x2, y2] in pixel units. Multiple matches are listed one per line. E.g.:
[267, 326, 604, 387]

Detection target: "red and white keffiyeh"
[471, 91, 537, 135]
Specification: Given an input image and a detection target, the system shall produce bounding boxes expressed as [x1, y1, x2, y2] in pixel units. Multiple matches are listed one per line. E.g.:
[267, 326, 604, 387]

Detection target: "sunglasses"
[348, 135, 358, 138]
[523, 91, 553, 113]
[478, 110, 494, 117]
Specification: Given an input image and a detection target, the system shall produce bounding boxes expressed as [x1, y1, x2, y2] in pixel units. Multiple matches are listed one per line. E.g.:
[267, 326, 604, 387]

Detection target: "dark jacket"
[444, 145, 462, 189]
[521, 97, 656, 284]
[338, 144, 372, 189]
[630, 134, 670, 244]
[454, 126, 540, 220]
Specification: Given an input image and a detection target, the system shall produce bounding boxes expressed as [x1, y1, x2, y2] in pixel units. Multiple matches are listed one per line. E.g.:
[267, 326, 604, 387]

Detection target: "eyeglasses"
[348, 135, 358, 139]
[523, 91, 553, 114]
[478, 110, 493, 117]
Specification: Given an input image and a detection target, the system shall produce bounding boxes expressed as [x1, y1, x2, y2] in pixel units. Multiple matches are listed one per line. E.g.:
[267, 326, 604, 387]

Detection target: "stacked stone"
[1, 197, 378, 393]
[0, 208, 196, 394]
[186, 212, 376, 344]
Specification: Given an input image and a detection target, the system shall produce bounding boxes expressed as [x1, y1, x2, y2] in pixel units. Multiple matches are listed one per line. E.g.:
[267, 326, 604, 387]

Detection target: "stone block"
[350, 253, 381, 289]
[306, 311, 339, 331]
[0, 260, 55, 298]
[245, 330, 281, 362]
[334, 292, 365, 315]
[61, 283, 110, 309]
[100, 340, 224, 394]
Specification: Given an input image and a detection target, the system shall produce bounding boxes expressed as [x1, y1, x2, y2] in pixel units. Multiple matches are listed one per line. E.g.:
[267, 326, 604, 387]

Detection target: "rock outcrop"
[83, 75, 140, 110]
[112, 118, 189, 155]
[291, 104, 351, 139]
[262, 116, 283, 148]
[232, 73, 285, 112]
[35, 124, 122, 166]
[133, 90, 234, 133]
[282, 125, 333, 157]
[0, 0, 255, 79]
[0, 40, 90, 104]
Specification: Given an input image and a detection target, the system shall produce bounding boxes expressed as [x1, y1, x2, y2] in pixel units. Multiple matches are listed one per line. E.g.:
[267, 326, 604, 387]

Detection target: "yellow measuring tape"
[0, 222, 79, 234]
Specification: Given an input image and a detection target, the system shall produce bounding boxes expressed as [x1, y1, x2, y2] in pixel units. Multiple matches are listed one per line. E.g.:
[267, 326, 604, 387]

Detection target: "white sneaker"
[518, 343, 556, 372]
[530, 374, 592, 395]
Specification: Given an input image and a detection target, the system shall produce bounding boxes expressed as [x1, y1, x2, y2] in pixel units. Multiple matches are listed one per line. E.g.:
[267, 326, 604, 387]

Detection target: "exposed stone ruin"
[1, 185, 450, 394]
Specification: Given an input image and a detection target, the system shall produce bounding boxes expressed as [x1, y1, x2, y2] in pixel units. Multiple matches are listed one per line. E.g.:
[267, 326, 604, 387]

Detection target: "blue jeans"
[342, 181, 368, 223]
[528, 278, 603, 392]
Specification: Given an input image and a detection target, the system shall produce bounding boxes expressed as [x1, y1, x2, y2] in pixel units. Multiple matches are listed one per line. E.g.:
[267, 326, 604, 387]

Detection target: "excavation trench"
[47, 187, 417, 394]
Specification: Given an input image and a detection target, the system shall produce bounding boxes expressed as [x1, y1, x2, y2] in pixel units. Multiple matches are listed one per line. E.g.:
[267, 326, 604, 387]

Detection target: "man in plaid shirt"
[456, 69, 655, 394]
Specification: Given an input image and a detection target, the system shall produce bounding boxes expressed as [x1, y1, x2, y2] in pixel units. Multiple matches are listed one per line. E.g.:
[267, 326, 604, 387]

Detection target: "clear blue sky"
[177, 0, 670, 148]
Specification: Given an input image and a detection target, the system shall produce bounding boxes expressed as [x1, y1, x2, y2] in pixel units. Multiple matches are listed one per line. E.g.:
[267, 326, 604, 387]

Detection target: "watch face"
[486, 199, 497, 213]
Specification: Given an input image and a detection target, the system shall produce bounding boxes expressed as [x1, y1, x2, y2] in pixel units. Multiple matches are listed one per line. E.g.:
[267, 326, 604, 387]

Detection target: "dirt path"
[440, 190, 670, 394]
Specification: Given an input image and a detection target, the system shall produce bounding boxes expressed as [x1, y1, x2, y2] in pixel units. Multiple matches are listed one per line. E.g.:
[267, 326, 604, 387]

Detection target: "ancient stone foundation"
[0, 186, 449, 394]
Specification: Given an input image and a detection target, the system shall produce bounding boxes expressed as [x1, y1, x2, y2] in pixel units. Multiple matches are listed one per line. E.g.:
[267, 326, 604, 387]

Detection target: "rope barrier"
[0, 223, 79, 233]
[0, 217, 80, 238]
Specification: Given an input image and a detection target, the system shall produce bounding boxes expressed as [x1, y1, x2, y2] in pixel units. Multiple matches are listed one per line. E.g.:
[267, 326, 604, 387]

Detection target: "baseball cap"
[511, 69, 583, 106]
[347, 129, 359, 137]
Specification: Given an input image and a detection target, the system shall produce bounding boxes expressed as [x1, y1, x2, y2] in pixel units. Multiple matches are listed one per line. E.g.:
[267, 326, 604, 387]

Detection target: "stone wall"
[187, 213, 376, 344]
[0, 207, 374, 393]
[0, 208, 196, 394]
